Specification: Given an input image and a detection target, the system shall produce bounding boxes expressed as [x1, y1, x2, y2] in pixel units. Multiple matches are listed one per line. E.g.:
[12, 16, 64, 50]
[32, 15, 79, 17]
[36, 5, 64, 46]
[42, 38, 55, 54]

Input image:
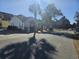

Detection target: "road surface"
[0, 33, 78, 59]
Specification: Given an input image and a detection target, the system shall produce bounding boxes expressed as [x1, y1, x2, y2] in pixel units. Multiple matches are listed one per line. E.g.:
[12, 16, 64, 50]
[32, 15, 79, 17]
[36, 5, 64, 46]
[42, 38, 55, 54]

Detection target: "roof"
[16, 15, 35, 22]
[0, 12, 14, 20]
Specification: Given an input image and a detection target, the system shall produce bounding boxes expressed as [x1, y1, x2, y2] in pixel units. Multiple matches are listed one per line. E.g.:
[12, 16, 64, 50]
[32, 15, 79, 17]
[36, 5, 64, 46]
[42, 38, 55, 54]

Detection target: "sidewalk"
[74, 40, 79, 59]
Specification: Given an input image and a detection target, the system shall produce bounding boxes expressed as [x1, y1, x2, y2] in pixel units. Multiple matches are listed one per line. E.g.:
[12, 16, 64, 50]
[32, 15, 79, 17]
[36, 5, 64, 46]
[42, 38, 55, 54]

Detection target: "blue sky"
[0, 0, 79, 24]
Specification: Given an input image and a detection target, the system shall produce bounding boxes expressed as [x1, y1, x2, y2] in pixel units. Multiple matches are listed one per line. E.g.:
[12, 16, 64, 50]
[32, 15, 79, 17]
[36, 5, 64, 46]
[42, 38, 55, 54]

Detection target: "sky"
[0, 0, 79, 24]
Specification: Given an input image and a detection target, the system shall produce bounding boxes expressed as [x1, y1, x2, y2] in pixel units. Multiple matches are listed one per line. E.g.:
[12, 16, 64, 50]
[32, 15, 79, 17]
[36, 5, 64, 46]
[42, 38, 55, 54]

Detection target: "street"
[0, 33, 78, 59]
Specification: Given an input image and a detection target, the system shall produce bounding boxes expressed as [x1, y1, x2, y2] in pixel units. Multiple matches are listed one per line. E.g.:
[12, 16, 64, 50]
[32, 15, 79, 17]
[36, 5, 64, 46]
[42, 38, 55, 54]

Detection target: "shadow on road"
[0, 30, 30, 35]
[0, 36, 57, 59]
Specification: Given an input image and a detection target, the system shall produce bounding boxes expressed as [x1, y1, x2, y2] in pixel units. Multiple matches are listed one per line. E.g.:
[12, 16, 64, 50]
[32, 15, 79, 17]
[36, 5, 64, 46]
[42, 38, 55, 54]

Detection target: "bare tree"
[45, 3, 63, 21]
[41, 3, 63, 30]
[29, 3, 41, 20]
[29, 3, 41, 37]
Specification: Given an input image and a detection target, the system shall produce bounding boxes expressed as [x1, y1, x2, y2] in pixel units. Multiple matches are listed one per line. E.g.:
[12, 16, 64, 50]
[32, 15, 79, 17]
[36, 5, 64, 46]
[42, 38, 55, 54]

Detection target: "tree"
[29, 3, 41, 20]
[41, 3, 63, 30]
[45, 3, 63, 21]
[57, 16, 71, 29]
[71, 23, 76, 28]
[74, 11, 79, 27]
[29, 3, 41, 35]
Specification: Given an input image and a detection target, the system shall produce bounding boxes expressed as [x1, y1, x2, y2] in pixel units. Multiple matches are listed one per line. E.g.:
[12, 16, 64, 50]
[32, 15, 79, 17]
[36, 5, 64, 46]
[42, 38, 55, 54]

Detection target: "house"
[10, 16, 24, 30]
[10, 15, 37, 32]
[17, 15, 37, 32]
[1, 20, 10, 30]
[0, 15, 10, 30]
[24, 17, 37, 32]
[0, 12, 13, 29]
[0, 12, 38, 32]
[0, 15, 3, 28]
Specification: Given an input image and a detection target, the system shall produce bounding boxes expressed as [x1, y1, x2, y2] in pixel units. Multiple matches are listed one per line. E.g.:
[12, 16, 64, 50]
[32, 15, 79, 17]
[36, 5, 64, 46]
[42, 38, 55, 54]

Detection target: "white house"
[17, 15, 37, 32]
[10, 15, 37, 32]
[23, 17, 37, 32]
[10, 16, 24, 30]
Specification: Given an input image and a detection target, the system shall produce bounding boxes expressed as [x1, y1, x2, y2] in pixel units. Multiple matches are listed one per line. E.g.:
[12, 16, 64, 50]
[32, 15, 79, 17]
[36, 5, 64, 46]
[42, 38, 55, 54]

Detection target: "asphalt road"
[0, 33, 78, 59]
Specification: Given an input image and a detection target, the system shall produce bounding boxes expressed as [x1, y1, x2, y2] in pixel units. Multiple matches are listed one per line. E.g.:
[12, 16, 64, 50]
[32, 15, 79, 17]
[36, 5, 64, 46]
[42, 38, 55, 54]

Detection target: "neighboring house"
[0, 16, 2, 28]
[10, 15, 37, 32]
[0, 12, 13, 29]
[23, 17, 37, 32]
[10, 16, 24, 30]
[1, 20, 10, 29]
[0, 12, 39, 32]
[0, 11, 39, 32]
[0, 16, 10, 30]
[0, 12, 13, 20]
[17, 15, 37, 32]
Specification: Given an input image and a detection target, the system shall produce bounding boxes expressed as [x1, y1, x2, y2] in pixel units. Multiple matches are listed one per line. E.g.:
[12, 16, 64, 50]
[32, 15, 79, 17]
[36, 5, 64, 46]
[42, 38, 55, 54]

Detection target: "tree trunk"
[33, 31, 36, 37]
